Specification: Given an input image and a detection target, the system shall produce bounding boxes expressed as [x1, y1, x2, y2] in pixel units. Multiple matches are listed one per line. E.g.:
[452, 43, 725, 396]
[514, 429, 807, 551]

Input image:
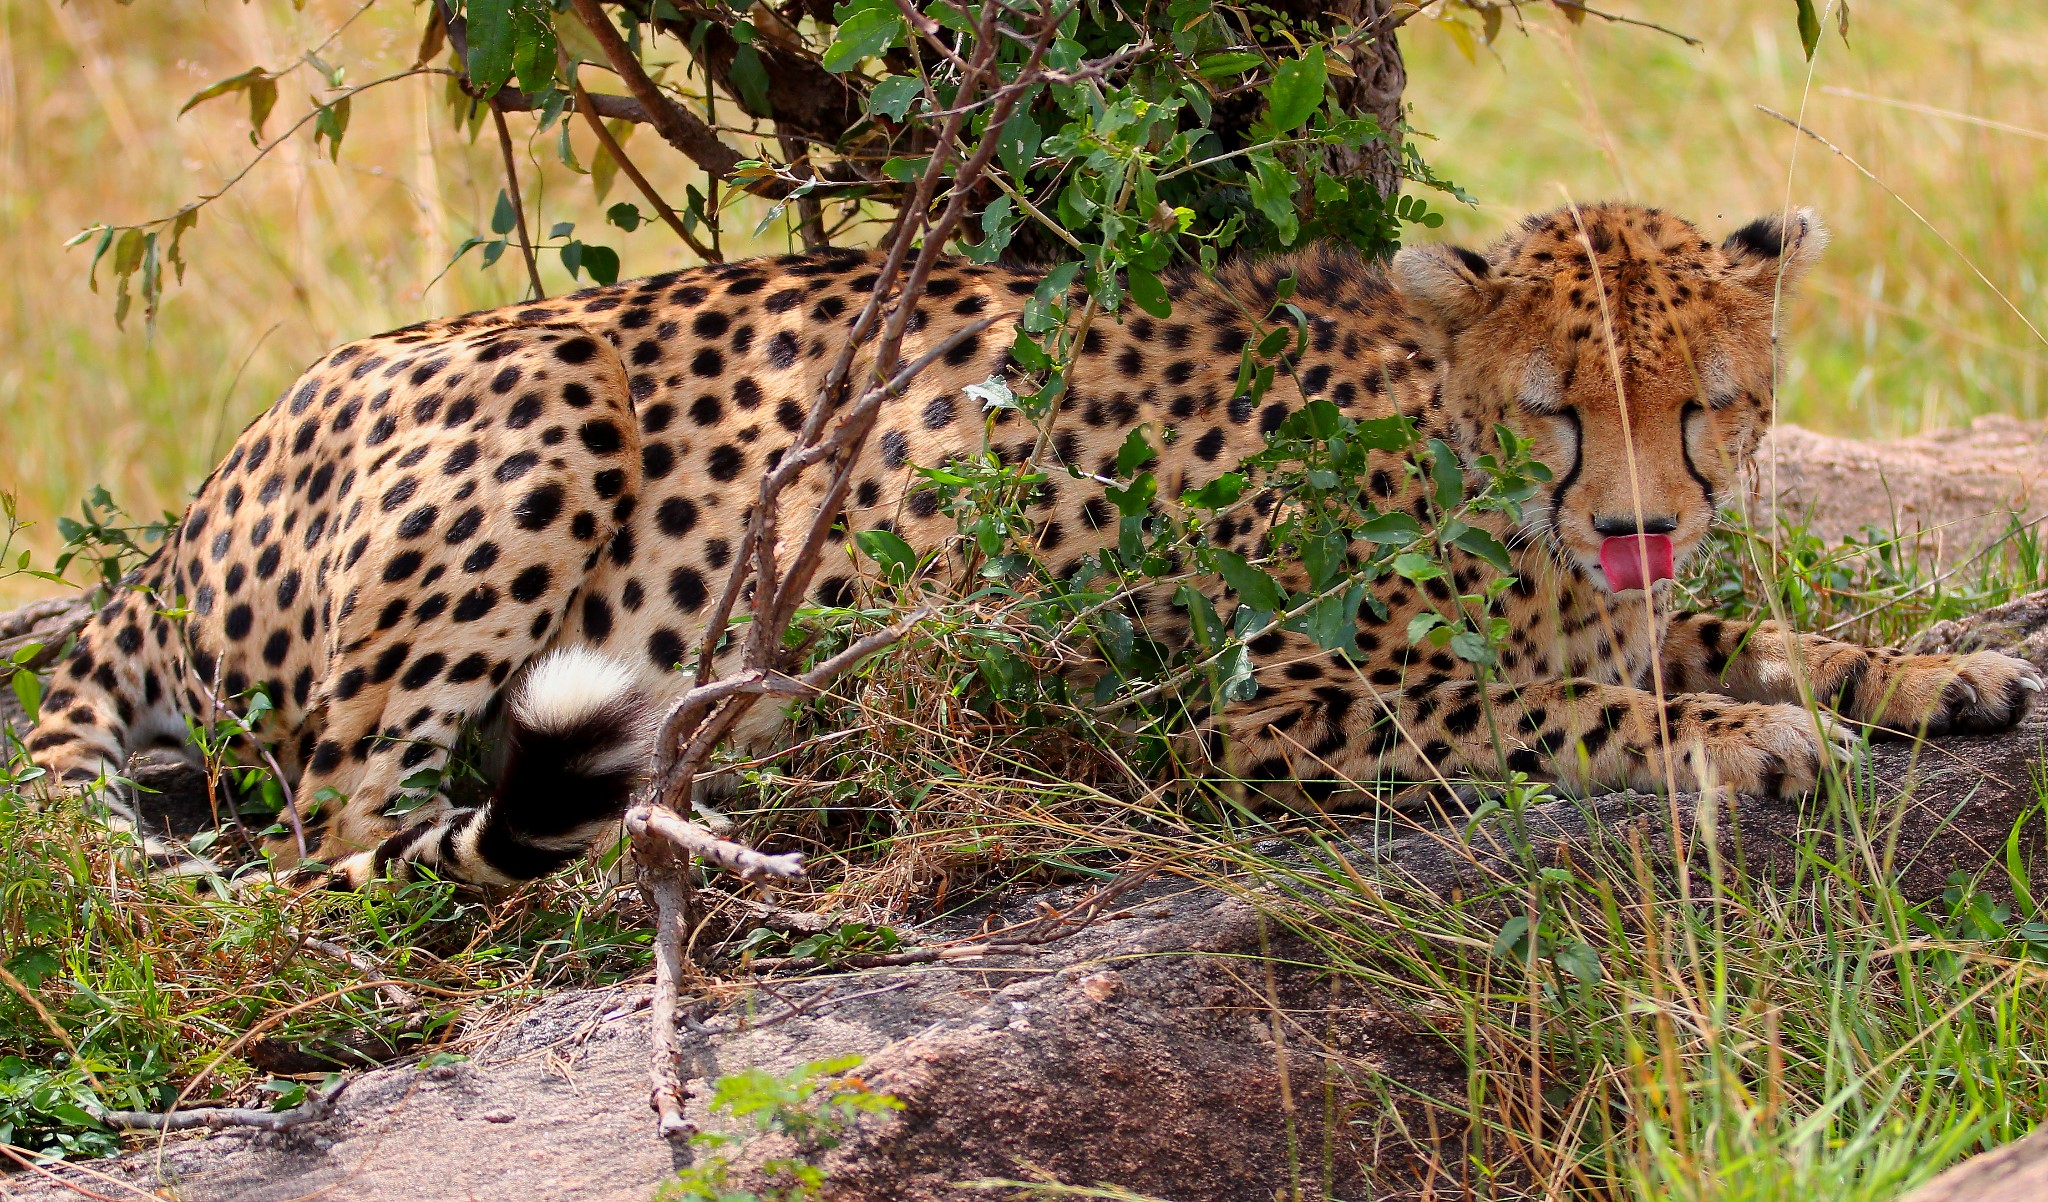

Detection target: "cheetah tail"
[432, 647, 655, 883]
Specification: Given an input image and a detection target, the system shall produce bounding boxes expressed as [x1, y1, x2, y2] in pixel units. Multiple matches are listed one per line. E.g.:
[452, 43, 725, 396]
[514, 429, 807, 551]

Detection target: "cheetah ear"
[1721, 207, 1829, 292]
[1392, 244, 1505, 331]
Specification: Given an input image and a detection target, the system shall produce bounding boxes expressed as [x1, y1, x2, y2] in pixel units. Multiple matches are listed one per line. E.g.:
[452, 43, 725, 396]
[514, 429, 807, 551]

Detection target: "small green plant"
[732, 923, 904, 966]
[50, 486, 174, 604]
[658, 1056, 902, 1202]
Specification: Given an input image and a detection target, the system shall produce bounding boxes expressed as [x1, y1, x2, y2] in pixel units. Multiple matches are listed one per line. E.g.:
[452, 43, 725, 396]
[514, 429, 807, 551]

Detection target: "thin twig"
[0, 1142, 157, 1202]
[288, 929, 425, 1014]
[569, 60, 718, 262]
[626, 804, 806, 882]
[87, 70, 432, 240]
[779, 135, 830, 252]
[490, 106, 545, 301]
[93, 1077, 347, 1134]
[1546, 0, 1700, 46]
[741, 942, 1049, 972]
[568, 0, 745, 182]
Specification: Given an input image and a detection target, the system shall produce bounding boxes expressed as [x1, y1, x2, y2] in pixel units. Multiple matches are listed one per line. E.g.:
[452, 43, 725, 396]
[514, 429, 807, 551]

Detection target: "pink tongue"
[1600, 534, 1674, 592]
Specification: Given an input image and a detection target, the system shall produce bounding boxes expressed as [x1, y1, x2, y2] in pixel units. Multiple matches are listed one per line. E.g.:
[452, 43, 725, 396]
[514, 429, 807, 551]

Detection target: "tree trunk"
[1327, 0, 1407, 201]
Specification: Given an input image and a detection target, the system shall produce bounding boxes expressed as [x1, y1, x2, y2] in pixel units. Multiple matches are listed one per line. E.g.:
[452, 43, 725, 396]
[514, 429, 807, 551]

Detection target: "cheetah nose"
[1592, 513, 1678, 537]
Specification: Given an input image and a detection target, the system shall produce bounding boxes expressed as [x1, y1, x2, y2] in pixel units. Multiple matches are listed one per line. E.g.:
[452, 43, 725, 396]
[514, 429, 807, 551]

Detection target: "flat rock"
[1755, 418, 2048, 556]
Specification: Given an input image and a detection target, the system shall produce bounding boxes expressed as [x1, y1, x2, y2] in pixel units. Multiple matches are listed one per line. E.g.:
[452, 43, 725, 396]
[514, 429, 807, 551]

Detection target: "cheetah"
[25, 202, 2042, 886]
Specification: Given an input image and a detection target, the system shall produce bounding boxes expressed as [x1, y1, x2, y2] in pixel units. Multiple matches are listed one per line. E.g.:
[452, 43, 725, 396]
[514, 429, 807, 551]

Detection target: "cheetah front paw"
[1866, 651, 2044, 736]
[1673, 702, 1861, 799]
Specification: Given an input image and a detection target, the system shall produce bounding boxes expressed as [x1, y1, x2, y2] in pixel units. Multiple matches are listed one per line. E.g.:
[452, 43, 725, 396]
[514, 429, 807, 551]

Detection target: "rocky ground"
[1755, 415, 2048, 555]
[2, 423, 2046, 1201]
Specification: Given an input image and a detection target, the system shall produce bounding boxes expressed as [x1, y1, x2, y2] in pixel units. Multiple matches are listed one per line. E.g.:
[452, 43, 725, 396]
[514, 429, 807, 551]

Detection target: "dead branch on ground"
[91, 1076, 347, 1134]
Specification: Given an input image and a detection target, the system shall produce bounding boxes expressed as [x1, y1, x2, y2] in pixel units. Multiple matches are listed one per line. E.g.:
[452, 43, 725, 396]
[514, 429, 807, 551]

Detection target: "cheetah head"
[1392, 202, 1827, 593]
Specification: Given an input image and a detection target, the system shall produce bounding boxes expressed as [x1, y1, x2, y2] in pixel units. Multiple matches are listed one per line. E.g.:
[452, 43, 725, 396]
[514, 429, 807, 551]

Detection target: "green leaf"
[1287, 583, 1363, 654]
[965, 195, 1017, 264]
[1492, 915, 1533, 961]
[5, 947, 59, 990]
[1448, 628, 1495, 666]
[1392, 551, 1444, 582]
[1353, 415, 1415, 451]
[1195, 51, 1263, 78]
[1114, 427, 1156, 478]
[925, 0, 976, 35]
[1356, 512, 1422, 544]
[1429, 438, 1464, 510]
[1302, 528, 1347, 590]
[1213, 549, 1283, 611]
[1104, 472, 1156, 519]
[182, 66, 276, 137]
[1218, 642, 1259, 701]
[491, 190, 517, 236]
[180, 66, 266, 116]
[313, 96, 351, 160]
[1174, 583, 1223, 652]
[510, 5, 558, 94]
[466, 0, 518, 97]
[854, 528, 917, 582]
[729, 43, 771, 114]
[1247, 152, 1300, 246]
[996, 107, 1042, 179]
[606, 202, 643, 232]
[822, 4, 903, 72]
[1126, 267, 1173, 319]
[1008, 329, 1052, 372]
[1263, 46, 1326, 132]
[881, 155, 928, 183]
[1406, 611, 1444, 644]
[1183, 472, 1245, 510]
[9, 669, 40, 720]
[580, 244, 620, 285]
[1450, 525, 1512, 573]
[868, 74, 922, 121]
[1553, 940, 1605, 983]
[1282, 398, 1343, 440]
[1793, 0, 1822, 59]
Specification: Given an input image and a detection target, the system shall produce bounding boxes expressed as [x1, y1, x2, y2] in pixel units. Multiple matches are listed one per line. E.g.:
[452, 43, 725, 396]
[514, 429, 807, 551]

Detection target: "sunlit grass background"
[1, 0, 2045, 606]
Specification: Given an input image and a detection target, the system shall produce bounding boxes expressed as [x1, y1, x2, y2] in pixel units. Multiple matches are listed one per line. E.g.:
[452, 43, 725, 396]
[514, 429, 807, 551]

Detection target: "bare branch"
[568, 0, 747, 183]
[491, 84, 655, 125]
[567, 60, 720, 262]
[625, 804, 806, 882]
[489, 106, 545, 300]
[93, 1077, 347, 1134]
[618, 0, 1074, 1146]
[638, 836, 697, 1140]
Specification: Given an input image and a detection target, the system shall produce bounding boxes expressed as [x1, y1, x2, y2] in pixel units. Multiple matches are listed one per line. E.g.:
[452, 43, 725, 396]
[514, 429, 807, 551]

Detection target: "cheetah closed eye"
[26, 202, 2042, 885]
